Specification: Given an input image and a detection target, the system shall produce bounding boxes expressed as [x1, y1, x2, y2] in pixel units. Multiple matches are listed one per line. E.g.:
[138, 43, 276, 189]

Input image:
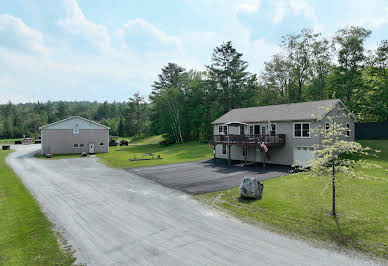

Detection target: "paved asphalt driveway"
[6, 145, 377, 265]
[126, 160, 290, 195]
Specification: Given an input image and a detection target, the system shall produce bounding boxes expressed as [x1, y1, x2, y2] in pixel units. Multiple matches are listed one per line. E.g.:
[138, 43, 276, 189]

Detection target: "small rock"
[81, 152, 87, 157]
[239, 177, 264, 199]
[45, 153, 53, 158]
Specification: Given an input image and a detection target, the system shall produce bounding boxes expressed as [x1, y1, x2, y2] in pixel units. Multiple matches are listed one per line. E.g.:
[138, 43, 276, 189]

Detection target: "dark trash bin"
[2, 145, 10, 150]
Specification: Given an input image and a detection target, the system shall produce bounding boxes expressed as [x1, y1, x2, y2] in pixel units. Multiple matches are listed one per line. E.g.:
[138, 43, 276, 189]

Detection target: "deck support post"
[228, 144, 231, 167]
[263, 150, 266, 168]
[244, 144, 247, 166]
[213, 144, 216, 163]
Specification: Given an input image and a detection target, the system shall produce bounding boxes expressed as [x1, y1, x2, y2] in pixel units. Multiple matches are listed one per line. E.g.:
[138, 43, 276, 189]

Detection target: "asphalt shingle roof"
[212, 99, 341, 124]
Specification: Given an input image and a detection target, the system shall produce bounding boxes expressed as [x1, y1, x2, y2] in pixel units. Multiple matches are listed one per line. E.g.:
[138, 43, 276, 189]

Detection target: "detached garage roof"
[39, 116, 110, 130]
[212, 99, 347, 124]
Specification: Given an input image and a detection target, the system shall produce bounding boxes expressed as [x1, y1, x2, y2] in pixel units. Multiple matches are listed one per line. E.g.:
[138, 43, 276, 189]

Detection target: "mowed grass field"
[196, 140, 388, 259]
[0, 150, 75, 265]
[98, 141, 213, 168]
[0, 138, 23, 144]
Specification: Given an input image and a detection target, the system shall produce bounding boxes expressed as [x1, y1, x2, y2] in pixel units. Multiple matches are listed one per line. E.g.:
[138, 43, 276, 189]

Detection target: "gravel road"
[6, 145, 380, 265]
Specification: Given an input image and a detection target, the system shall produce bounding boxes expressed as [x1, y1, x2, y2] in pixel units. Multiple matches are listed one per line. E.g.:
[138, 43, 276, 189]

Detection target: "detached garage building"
[40, 116, 110, 155]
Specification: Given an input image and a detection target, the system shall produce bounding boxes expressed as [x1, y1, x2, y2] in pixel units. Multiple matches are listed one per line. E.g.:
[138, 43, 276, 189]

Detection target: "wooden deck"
[213, 134, 286, 147]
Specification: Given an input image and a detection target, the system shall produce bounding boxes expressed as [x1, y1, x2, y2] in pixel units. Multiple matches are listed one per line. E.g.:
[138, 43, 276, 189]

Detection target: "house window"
[270, 124, 277, 135]
[254, 125, 260, 135]
[219, 126, 223, 134]
[73, 144, 78, 148]
[261, 126, 266, 135]
[222, 144, 227, 155]
[302, 123, 310, 137]
[240, 125, 245, 135]
[80, 144, 84, 147]
[223, 125, 228, 135]
[99, 142, 104, 146]
[346, 123, 350, 137]
[249, 125, 254, 135]
[294, 123, 310, 138]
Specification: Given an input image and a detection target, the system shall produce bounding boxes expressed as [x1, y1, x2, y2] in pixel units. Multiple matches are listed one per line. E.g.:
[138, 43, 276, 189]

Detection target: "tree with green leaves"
[118, 116, 124, 137]
[281, 28, 319, 101]
[307, 110, 380, 216]
[129, 92, 147, 137]
[207, 41, 254, 114]
[328, 26, 371, 108]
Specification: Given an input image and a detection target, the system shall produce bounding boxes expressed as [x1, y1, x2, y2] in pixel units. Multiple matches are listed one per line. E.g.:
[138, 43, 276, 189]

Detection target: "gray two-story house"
[212, 99, 355, 166]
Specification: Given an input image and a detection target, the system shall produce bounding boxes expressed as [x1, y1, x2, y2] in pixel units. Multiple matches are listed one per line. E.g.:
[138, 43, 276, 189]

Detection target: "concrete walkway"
[6, 145, 379, 265]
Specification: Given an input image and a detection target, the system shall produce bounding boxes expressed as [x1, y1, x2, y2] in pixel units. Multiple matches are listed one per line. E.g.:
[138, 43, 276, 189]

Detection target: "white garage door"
[294, 146, 314, 167]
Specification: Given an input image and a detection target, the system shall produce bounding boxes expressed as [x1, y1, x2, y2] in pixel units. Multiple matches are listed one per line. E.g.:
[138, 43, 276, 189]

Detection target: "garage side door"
[293, 146, 314, 167]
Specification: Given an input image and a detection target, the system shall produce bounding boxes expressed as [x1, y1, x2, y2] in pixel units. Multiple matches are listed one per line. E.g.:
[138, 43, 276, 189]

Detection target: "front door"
[89, 143, 95, 153]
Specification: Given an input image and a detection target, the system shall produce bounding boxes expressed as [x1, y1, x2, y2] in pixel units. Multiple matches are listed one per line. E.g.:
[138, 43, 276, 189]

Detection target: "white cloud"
[271, 0, 320, 30]
[236, 0, 260, 14]
[273, 2, 287, 24]
[58, 0, 111, 51]
[356, 7, 388, 29]
[118, 18, 183, 55]
[0, 14, 45, 53]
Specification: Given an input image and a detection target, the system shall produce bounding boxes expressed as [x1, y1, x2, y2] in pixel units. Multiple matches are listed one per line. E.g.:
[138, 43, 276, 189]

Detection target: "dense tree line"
[1, 26, 386, 142]
[0, 100, 151, 139]
[150, 26, 387, 143]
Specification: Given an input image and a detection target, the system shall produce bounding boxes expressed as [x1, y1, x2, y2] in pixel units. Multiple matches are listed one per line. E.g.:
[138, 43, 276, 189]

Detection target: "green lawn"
[0, 150, 75, 265]
[98, 141, 212, 168]
[196, 140, 388, 259]
[0, 138, 23, 144]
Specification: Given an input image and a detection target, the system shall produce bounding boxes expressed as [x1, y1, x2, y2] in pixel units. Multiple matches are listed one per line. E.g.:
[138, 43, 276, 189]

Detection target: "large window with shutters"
[294, 122, 310, 138]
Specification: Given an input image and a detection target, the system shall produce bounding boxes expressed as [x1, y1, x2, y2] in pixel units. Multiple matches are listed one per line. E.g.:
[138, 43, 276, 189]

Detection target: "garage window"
[73, 144, 78, 148]
[99, 142, 104, 146]
[222, 144, 227, 155]
[294, 123, 310, 138]
[80, 144, 84, 147]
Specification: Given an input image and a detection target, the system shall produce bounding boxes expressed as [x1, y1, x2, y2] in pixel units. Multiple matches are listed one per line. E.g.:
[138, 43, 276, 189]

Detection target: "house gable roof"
[39, 116, 110, 130]
[212, 99, 349, 124]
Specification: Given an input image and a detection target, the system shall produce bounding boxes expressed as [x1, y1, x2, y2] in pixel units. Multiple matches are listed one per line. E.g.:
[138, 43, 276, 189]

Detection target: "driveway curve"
[6, 145, 378, 265]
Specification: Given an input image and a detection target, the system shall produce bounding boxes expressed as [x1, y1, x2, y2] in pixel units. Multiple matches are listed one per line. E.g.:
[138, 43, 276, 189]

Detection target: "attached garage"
[293, 146, 314, 167]
[40, 116, 110, 155]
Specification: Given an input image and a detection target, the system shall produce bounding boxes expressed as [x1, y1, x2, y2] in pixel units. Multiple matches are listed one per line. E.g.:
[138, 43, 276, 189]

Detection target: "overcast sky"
[0, 0, 387, 103]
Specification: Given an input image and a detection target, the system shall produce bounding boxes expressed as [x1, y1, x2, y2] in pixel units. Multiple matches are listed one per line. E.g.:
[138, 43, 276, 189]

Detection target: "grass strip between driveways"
[196, 140, 388, 260]
[98, 141, 213, 168]
[0, 150, 75, 265]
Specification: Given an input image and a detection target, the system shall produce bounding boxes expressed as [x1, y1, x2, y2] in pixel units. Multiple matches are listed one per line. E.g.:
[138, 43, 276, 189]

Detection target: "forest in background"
[0, 26, 387, 142]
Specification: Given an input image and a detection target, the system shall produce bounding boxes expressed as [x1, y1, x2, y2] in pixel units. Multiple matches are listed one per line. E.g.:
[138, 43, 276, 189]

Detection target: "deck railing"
[213, 134, 286, 146]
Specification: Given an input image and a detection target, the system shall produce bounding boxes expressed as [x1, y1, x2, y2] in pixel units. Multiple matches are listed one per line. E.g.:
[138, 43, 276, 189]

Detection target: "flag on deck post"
[261, 142, 268, 153]
[257, 140, 268, 153]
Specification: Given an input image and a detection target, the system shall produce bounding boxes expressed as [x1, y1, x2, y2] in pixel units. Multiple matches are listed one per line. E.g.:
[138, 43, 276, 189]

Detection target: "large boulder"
[239, 177, 264, 199]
